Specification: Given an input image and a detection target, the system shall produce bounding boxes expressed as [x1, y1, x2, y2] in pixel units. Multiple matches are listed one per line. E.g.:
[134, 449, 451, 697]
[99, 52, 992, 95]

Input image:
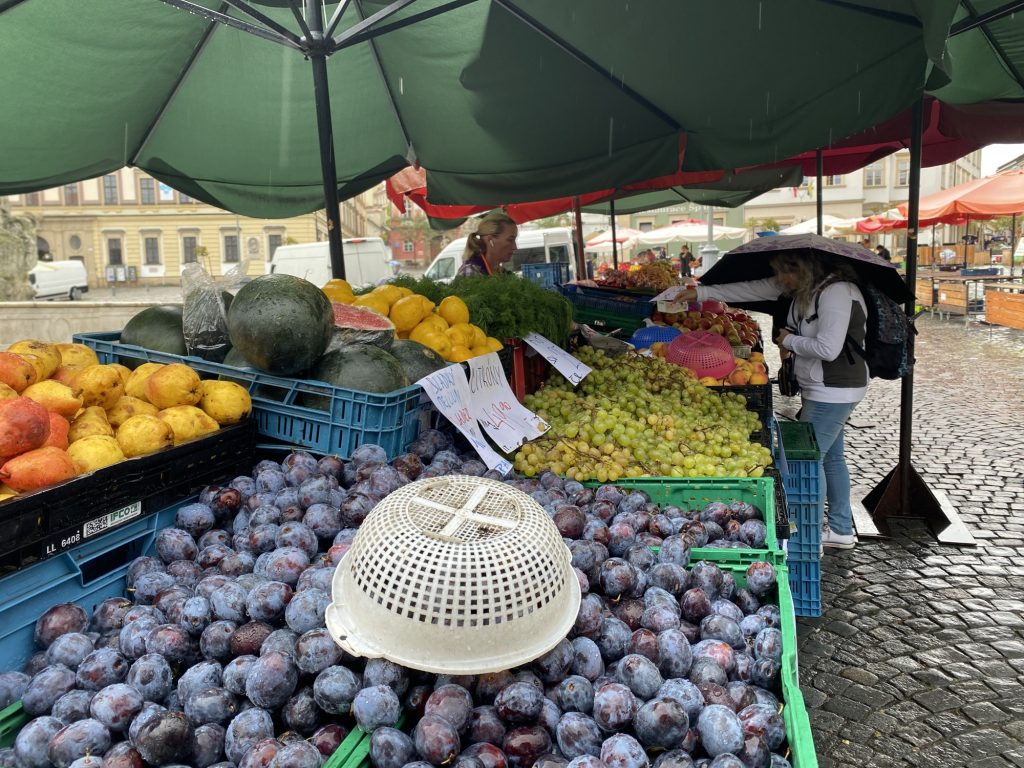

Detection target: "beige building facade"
[5, 168, 374, 289]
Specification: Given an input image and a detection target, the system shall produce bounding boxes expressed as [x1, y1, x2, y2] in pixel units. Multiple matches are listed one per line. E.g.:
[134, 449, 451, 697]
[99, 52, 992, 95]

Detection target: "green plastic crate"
[777, 421, 820, 460]
[587, 477, 786, 564]
[0, 701, 28, 748]
[570, 306, 648, 337]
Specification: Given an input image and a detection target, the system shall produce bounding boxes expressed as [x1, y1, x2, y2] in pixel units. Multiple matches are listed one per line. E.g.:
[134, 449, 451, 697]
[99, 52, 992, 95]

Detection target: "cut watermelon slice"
[330, 303, 396, 350]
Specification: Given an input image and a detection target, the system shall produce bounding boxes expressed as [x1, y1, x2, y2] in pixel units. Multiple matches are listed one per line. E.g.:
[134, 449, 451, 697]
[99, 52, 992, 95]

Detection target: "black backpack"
[844, 283, 914, 379]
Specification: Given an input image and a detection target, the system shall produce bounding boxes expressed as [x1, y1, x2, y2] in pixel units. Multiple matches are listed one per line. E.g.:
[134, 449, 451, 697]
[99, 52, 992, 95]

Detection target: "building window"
[24, 192, 39, 205]
[144, 237, 160, 265]
[895, 159, 910, 186]
[140, 178, 155, 204]
[864, 162, 884, 187]
[638, 222, 653, 232]
[268, 234, 283, 260]
[223, 234, 240, 263]
[183, 236, 198, 264]
[64, 184, 79, 205]
[69, 234, 82, 251]
[103, 175, 118, 205]
[403, 240, 414, 253]
[824, 175, 843, 186]
[179, 193, 193, 204]
[108, 238, 123, 266]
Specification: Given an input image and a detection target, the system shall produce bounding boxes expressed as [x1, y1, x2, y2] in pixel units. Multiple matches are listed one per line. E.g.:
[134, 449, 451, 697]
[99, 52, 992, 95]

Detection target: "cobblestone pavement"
[788, 315, 1024, 767]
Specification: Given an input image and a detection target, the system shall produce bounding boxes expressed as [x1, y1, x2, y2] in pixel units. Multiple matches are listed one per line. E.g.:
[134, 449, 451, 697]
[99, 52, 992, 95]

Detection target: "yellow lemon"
[419, 332, 452, 360]
[409, 322, 438, 346]
[438, 296, 470, 326]
[468, 324, 487, 347]
[446, 326, 472, 348]
[416, 295, 436, 315]
[352, 294, 390, 316]
[389, 295, 427, 333]
[394, 286, 414, 298]
[420, 313, 449, 332]
[448, 345, 474, 363]
[371, 284, 403, 307]
[469, 345, 492, 359]
[322, 278, 355, 304]
[485, 337, 504, 352]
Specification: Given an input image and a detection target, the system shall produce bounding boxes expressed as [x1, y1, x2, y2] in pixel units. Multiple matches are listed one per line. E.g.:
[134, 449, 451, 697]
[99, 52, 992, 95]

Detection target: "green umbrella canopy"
[0, 1, 958, 218]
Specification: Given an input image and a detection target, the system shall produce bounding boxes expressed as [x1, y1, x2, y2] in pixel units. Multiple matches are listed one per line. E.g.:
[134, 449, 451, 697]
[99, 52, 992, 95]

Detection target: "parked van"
[29, 259, 89, 301]
[269, 238, 391, 289]
[424, 228, 577, 284]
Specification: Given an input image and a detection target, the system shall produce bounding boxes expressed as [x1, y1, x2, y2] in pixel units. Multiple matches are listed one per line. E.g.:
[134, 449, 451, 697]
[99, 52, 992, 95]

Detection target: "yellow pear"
[21, 380, 83, 419]
[0, 382, 17, 401]
[198, 381, 252, 426]
[16, 353, 53, 385]
[71, 364, 125, 410]
[51, 364, 85, 388]
[124, 363, 164, 401]
[158, 405, 220, 445]
[146, 364, 202, 409]
[7, 340, 61, 380]
[55, 343, 99, 368]
[116, 414, 175, 458]
[106, 396, 159, 428]
[68, 406, 114, 443]
[67, 435, 125, 474]
[108, 363, 132, 387]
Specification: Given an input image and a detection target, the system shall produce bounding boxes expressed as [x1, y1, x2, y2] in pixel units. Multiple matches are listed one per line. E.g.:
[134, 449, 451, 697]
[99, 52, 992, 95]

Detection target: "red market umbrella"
[897, 169, 1024, 221]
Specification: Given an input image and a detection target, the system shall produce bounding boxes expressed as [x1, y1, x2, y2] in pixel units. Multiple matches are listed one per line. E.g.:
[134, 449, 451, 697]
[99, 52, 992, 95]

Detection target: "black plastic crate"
[0, 420, 257, 574]
[764, 466, 790, 542]
[710, 381, 773, 428]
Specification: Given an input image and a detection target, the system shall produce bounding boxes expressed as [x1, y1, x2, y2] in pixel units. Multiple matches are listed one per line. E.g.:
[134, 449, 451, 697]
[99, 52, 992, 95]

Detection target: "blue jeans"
[799, 399, 859, 536]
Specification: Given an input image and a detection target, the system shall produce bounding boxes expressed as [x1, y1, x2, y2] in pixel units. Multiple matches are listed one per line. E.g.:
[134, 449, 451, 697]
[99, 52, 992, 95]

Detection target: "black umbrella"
[700, 233, 913, 304]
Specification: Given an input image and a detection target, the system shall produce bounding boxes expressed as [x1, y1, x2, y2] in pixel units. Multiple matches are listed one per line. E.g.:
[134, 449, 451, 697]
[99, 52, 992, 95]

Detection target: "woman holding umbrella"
[675, 249, 868, 549]
[457, 212, 518, 277]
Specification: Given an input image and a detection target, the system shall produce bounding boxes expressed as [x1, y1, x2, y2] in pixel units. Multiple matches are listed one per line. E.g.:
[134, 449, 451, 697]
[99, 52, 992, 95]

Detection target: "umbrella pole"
[1011, 213, 1017, 279]
[610, 198, 619, 269]
[573, 197, 587, 279]
[861, 96, 975, 546]
[307, 0, 346, 280]
[963, 215, 970, 267]
[816, 149, 824, 236]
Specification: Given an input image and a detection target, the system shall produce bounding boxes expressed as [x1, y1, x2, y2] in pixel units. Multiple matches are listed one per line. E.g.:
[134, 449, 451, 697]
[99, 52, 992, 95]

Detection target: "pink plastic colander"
[665, 330, 736, 379]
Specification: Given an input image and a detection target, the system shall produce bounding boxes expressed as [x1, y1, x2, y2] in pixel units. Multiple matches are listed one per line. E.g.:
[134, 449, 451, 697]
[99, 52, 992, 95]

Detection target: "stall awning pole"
[610, 198, 619, 269]
[816, 149, 824, 236]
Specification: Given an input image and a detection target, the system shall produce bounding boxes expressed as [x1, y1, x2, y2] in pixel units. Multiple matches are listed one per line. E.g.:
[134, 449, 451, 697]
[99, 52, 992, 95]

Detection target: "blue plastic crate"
[560, 284, 654, 318]
[629, 325, 681, 349]
[0, 504, 180, 673]
[522, 262, 570, 289]
[787, 557, 822, 617]
[75, 331, 427, 459]
[782, 459, 821, 556]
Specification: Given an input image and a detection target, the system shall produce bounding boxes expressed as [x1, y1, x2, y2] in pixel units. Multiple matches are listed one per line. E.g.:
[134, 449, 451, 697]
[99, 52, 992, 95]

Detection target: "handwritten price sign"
[417, 366, 513, 475]
[467, 353, 549, 453]
[522, 333, 592, 386]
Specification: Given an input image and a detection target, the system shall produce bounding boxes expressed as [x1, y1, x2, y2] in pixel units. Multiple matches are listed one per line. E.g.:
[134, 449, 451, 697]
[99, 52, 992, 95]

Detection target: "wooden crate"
[936, 283, 969, 315]
[916, 278, 935, 308]
[986, 289, 1024, 330]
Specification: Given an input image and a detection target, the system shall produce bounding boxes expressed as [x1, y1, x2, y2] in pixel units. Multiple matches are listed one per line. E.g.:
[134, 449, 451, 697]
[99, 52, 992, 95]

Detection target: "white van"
[269, 238, 391, 289]
[424, 227, 577, 284]
[29, 260, 89, 301]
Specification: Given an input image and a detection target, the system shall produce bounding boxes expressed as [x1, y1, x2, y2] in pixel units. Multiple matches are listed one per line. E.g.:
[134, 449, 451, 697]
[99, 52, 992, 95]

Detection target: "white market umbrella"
[586, 227, 644, 252]
[778, 215, 860, 237]
[637, 221, 749, 245]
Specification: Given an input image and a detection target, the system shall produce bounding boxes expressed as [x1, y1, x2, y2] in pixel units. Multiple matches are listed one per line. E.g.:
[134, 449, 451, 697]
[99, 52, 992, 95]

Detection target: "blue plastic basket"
[75, 332, 428, 459]
[629, 325, 682, 348]
[787, 557, 822, 617]
[561, 284, 654, 318]
[522, 262, 570, 289]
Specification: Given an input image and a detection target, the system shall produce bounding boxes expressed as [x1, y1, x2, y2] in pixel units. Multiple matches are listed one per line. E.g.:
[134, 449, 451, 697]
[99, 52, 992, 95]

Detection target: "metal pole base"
[860, 464, 976, 546]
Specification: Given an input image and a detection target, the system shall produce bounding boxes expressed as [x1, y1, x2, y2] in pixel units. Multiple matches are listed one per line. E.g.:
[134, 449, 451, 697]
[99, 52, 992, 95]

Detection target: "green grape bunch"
[514, 347, 772, 482]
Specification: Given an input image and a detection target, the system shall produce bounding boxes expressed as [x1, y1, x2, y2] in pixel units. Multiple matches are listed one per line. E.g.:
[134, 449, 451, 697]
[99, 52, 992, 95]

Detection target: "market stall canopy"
[0, 1, 959, 219]
[585, 229, 644, 253]
[778, 216, 860, 237]
[637, 222, 749, 245]
[897, 169, 1024, 220]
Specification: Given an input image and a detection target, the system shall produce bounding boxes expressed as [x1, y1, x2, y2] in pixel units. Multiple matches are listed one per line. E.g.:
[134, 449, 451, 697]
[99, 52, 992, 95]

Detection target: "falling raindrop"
[749, 119, 753, 141]
[607, 117, 615, 156]
[857, 90, 861, 114]
[765, 91, 770, 115]
[399, 76, 404, 96]
[758, 1, 763, 31]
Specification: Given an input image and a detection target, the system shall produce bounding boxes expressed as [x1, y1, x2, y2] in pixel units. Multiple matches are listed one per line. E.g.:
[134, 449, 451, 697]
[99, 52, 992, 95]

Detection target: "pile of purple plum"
[0, 431, 792, 768]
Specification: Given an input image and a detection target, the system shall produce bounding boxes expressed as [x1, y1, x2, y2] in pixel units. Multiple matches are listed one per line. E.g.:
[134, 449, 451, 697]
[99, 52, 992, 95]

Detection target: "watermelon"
[330, 303, 396, 349]
[226, 274, 334, 376]
[120, 305, 187, 368]
[303, 345, 409, 410]
[389, 339, 447, 383]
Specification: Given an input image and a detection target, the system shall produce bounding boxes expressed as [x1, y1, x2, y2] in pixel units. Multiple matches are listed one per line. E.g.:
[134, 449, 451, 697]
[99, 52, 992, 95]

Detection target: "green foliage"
[387, 274, 574, 344]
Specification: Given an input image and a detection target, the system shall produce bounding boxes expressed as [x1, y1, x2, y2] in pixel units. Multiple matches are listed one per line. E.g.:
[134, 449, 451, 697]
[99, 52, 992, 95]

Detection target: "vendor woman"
[457, 212, 518, 277]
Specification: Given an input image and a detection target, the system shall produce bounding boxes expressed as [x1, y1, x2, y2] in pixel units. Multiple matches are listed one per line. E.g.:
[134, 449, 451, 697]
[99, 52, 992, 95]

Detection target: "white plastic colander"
[326, 475, 581, 674]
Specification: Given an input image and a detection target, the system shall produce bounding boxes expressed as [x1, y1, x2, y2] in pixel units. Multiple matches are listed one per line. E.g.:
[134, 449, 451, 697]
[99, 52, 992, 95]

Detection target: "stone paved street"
[787, 315, 1024, 767]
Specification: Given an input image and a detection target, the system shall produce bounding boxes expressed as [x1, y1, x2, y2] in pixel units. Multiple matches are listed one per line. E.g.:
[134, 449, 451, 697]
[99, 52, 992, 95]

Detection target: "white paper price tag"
[417, 366, 513, 475]
[467, 353, 549, 453]
[522, 332, 592, 386]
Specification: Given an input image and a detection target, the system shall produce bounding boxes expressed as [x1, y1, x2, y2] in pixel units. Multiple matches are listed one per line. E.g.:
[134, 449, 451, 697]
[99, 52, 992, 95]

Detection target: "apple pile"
[651, 301, 762, 351]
